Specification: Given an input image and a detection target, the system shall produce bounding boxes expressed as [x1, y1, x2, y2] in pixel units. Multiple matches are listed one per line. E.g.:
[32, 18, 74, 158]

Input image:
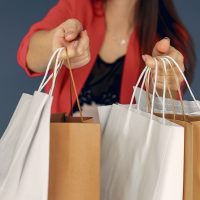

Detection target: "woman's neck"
[105, 0, 136, 33]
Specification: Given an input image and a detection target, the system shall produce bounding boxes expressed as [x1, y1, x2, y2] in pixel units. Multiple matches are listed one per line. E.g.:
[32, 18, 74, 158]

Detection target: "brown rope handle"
[164, 58, 185, 120]
[64, 49, 83, 122]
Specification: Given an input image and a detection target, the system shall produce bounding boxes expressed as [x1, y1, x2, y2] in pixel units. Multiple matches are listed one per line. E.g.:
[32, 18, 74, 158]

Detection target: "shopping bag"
[48, 52, 101, 200]
[134, 87, 200, 115]
[135, 95, 200, 200]
[98, 105, 113, 132]
[158, 114, 200, 200]
[134, 56, 200, 200]
[48, 114, 100, 200]
[0, 48, 63, 200]
[99, 60, 184, 200]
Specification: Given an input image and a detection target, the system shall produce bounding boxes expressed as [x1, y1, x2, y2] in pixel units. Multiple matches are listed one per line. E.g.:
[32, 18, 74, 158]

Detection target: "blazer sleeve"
[17, 0, 76, 77]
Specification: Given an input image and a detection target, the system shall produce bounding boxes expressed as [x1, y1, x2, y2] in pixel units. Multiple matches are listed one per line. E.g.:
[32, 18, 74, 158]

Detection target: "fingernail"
[84, 30, 87, 34]
[65, 31, 73, 39]
[142, 55, 146, 62]
[164, 37, 170, 41]
[73, 40, 78, 48]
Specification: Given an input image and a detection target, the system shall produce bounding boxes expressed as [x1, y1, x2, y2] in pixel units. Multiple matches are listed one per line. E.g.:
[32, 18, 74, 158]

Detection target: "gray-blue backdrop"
[0, 0, 199, 135]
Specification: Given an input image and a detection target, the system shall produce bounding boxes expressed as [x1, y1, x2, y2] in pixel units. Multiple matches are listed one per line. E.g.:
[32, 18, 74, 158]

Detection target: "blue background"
[0, 0, 200, 135]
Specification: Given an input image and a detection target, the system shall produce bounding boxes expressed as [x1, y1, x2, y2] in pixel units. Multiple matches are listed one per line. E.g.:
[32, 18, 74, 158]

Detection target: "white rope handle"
[137, 67, 164, 112]
[49, 48, 64, 95]
[152, 81, 163, 104]
[129, 66, 149, 110]
[129, 58, 158, 120]
[162, 56, 200, 110]
[38, 47, 65, 95]
[137, 67, 151, 111]
[162, 57, 185, 115]
[160, 57, 168, 122]
[150, 58, 159, 119]
[39, 60, 63, 93]
[145, 64, 164, 111]
[136, 57, 169, 123]
[38, 48, 61, 91]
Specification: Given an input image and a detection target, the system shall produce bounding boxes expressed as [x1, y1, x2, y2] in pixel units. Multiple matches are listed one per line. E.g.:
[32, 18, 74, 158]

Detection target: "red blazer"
[17, 0, 143, 114]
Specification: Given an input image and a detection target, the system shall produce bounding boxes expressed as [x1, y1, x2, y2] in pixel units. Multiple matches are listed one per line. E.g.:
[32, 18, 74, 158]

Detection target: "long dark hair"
[92, 0, 196, 84]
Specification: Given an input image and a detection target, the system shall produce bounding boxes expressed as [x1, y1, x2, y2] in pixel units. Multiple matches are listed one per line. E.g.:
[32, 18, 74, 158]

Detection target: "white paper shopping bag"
[0, 48, 64, 200]
[98, 105, 113, 132]
[100, 60, 184, 200]
[133, 56, 200, 200]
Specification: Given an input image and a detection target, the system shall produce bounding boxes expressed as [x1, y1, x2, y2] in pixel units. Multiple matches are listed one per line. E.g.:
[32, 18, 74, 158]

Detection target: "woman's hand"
[52, 19, 90, 68]
[142, 38, 185, 91]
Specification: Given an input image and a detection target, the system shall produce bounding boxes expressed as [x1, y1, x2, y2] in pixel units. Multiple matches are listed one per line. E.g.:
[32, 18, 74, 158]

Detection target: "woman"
[17, 0, 195, 119]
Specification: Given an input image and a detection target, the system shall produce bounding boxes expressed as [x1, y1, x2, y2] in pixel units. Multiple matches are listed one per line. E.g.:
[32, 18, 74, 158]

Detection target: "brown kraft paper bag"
[156, 113, 200, 200]
[48, 52, 101, 200]
[48, 114, 100, 200]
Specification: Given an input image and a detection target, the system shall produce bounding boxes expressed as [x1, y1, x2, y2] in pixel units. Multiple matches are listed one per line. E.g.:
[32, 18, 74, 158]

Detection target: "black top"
[73, 55, 125, 113]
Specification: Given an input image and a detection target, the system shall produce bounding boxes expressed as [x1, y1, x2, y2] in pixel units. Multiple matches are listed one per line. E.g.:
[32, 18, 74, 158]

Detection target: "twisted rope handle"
[38, 47, 83, 121]
[65, 49, 83, 121]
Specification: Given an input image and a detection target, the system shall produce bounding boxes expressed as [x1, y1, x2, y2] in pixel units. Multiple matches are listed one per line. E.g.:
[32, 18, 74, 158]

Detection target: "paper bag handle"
[38, 48, 63, 94]
[38, 47, 83, 121]
[162, 56, 200, 110]
[64, 49, 83, 121]
[144, 57, 185, 119]
[161, 57, 185, 119]
[129, 58, 159, 120]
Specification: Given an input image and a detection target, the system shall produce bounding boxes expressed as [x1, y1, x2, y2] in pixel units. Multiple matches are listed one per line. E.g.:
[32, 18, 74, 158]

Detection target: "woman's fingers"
[152, 37, 185, 71]
[52, 19, 91, 68]
[63, 18, 83, 41]
[70, 51, 90, 67]
[62, 46, 90, 68]
[62, 44, 90, 68]
[53, 19, 82, 49]
[64, 39, 79, 58]
[150, 70, 184, 91]
[166, 46, 185, 72]
[153, 82, 179, 91]
[76, 30, 90, 55]
[142, 55, 185, 91]
[152, 37, 171, 56]
[142, 38, 185, 91]
[153, 74, 184, 84]
[142, 53, 184, 76]
[142, 54, 168, 75]
[66, 30, 89, 56]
